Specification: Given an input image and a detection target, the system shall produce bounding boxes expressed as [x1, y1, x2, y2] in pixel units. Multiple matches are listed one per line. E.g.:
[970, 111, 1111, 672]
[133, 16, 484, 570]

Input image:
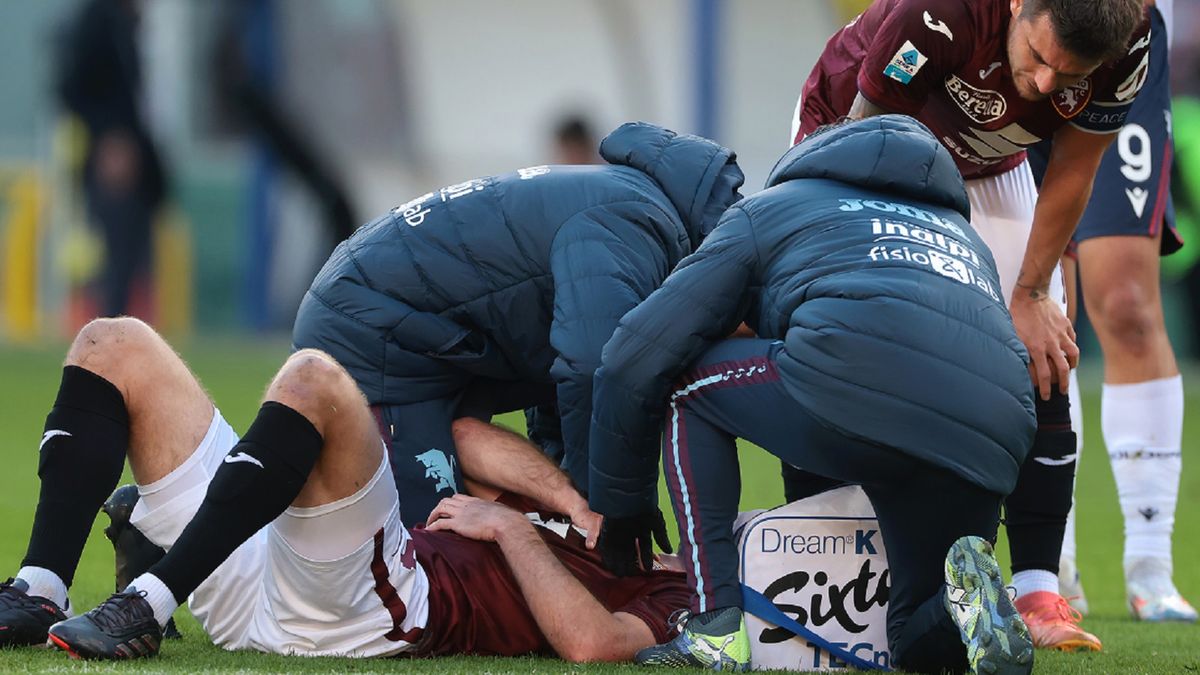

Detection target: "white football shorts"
[964, 160, 1067, 313]
[129, 409, 430, 657]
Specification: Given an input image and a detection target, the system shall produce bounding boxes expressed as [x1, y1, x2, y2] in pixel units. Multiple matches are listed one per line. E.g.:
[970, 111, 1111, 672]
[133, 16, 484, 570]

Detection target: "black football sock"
[1005, 388, 1075, 575]
[148, 402, 322, 603]
[689, 606, 743, 635]
[22, 366, 129, 587]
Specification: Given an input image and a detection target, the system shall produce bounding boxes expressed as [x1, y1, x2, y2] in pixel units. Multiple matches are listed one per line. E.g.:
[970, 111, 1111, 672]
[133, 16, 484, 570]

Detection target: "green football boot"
[944, 536, 1034, 675]
[635, 606, 750, 671]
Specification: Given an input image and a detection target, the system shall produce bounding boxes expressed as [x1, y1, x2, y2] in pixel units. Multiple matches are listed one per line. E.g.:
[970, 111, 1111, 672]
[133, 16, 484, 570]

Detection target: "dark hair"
[804, 115, 855, 142]
[1022, 0, 1143, 63]
[554, 115, 595, 145]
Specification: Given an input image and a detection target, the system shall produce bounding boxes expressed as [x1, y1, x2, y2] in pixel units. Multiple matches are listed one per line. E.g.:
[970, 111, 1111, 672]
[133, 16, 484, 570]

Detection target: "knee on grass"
[66, 317, 167, 384]
[266, 350, 360, 428]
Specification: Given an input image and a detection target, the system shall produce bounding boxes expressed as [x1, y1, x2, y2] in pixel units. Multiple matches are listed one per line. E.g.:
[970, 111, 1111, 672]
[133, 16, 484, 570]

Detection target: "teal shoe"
[635, 607, 750, 671]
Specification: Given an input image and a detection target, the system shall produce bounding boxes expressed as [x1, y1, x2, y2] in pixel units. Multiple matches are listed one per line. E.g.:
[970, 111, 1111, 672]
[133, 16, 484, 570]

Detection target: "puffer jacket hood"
[588, 115, 1035, 515]
[295, 122, 749, 515]
[766, 115, 970, 221]
[600, 122, 745, 248]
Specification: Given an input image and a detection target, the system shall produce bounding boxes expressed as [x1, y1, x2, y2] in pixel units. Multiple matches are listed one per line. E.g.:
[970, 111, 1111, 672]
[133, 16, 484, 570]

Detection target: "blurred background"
[0, 0, 1198, 356]
[2, 7, 1198, 658]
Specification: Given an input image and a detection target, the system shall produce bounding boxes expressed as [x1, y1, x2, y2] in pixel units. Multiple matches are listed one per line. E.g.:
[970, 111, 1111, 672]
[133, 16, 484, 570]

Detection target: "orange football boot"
[1014, 591, 1102, 652]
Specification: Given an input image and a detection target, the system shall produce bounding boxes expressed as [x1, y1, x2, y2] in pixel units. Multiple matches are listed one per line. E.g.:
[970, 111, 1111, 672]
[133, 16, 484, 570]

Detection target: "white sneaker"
[1126, 557, 1198, 622]
[1057, 557, 1089, 615]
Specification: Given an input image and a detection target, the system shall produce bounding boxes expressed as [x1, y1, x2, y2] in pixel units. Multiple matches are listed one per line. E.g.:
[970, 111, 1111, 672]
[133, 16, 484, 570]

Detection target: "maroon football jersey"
[410, 494, 690, 657]
[795, 0, 1152, 179]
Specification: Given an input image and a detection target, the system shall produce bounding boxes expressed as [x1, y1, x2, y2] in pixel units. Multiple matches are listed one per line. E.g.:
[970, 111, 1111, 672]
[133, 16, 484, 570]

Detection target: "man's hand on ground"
[426, 494, 530, 543]
[597, 510, 673, 577]
[1010, 290, 1078, 399]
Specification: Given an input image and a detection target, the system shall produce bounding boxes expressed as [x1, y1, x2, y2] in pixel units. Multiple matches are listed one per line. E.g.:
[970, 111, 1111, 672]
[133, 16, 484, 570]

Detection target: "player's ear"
[1010, 0, 1024, 19]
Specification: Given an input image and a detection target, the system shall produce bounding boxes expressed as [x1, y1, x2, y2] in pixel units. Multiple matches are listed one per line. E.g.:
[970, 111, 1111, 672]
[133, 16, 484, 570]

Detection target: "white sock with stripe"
[1103, 375, 1184, 571]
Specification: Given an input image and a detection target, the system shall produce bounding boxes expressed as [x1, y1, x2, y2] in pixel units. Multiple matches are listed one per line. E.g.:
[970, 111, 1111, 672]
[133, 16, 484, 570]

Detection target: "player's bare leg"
[1080, 234, 1177, 381]
[1078, 233, 1195, 622]
[69, 317, 216, 484]
[270, 351, 383, 509]
[1, 317, 213, 648]
[47, 349, 385, 659]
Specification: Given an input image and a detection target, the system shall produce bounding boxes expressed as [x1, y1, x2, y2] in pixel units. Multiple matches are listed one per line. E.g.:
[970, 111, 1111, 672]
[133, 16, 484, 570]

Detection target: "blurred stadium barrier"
[154, 207, 193, 336]
[0, 1, 1196, 352]
[0, 167, 43, 342]
[0, 116, 194, 343]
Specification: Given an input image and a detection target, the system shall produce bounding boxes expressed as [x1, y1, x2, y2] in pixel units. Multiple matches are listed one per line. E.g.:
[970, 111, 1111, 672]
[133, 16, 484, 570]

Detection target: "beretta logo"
[944, 75, 1006, 124]
[1053, 79, 1092, 119]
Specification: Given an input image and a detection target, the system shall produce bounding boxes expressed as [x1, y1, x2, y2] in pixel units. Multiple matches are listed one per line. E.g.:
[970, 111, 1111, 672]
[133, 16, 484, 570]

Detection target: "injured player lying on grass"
[0, 316, 690, 661]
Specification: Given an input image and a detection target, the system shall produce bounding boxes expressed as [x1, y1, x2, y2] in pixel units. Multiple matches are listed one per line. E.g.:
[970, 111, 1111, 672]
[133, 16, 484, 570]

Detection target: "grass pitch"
[0, 338, 1197, 673]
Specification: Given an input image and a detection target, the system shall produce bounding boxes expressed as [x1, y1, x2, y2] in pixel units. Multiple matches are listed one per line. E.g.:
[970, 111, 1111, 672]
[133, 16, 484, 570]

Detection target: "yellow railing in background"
[1, 169, 43, 342]
[831, 0, 872, 23]
[1, 116, 195, 341]
[155, 207, 194, 336]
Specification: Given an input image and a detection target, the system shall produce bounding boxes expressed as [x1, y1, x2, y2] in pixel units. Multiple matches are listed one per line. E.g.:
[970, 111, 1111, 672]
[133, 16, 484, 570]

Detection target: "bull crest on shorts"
[416, 449, 458, 493]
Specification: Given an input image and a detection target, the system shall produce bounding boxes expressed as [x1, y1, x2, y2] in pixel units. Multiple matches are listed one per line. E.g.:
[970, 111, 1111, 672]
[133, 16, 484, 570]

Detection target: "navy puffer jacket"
[293, 122, 744, 488]
[589, 115, 1036, 518]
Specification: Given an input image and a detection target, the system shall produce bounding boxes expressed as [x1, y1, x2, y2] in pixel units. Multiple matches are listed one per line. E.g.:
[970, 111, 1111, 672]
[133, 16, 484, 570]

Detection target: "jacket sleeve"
[588, 206, 759, 518]
[548, 203, 680, 492]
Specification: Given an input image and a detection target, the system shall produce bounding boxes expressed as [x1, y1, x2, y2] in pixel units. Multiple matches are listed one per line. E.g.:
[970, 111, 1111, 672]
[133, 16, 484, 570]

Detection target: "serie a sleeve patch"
[882, 40, 928, 85]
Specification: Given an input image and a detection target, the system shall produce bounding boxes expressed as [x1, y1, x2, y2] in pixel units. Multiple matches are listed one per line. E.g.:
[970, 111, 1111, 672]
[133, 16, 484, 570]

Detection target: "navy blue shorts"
[1027, 5, 1182, 257]
[371, 377, 555, 528]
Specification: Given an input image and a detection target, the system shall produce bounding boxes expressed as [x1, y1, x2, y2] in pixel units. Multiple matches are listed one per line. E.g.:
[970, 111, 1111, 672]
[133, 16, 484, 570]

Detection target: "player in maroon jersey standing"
[791, 0, 1149, 652]
[1026, 0, 1195, 625]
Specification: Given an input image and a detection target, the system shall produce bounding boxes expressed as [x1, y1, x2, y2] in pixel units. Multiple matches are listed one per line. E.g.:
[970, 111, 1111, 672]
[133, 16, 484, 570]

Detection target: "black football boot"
[102, 485, 180, 639]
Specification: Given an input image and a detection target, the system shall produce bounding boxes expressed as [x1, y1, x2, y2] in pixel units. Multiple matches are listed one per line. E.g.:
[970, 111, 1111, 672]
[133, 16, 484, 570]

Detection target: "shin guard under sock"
[1061, 370, 1083, 562]
[1006, 388, 1075, 575]
[149, 402, 322, 604]
[22, 366, 129, 587]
